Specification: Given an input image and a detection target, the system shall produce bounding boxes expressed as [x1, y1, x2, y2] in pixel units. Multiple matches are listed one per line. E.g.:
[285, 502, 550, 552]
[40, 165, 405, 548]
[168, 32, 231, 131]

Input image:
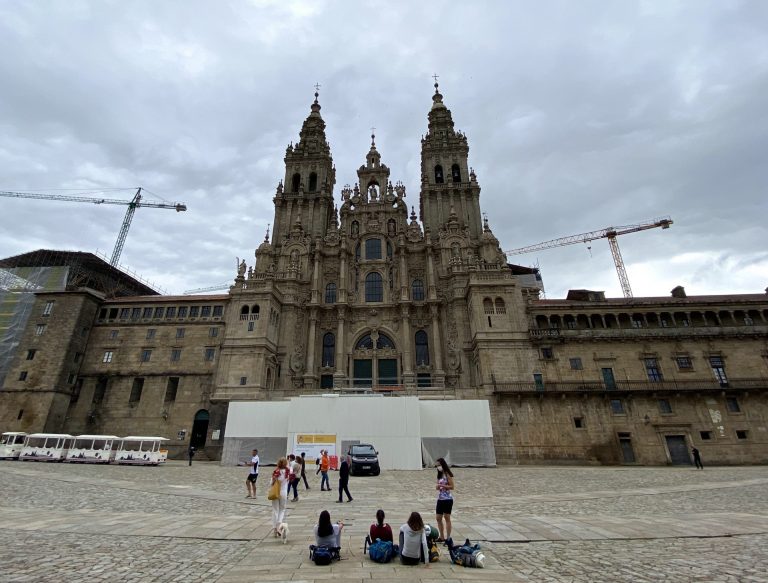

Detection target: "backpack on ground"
[364, 535, 397, 563]
[428, 540, 440, 563]
[446, 537, 486, 568]
[309, 545, 340, 566]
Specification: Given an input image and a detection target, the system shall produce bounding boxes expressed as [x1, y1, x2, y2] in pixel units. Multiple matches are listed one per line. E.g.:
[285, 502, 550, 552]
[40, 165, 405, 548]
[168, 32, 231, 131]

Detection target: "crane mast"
[505, 217, 673, 299]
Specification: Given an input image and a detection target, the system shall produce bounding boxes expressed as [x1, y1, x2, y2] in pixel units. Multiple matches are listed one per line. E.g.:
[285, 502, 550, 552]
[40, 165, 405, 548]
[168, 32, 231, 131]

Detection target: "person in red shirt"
[369, 509, 393, 542]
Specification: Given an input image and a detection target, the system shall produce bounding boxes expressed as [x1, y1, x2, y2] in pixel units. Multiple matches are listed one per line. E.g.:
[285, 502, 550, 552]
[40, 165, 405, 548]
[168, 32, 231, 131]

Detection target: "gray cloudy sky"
[1, 1, 766, 298]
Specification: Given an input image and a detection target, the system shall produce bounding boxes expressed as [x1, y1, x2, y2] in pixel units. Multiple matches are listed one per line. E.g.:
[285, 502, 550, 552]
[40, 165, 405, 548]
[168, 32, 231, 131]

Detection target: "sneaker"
[347, 498, 353, 502]
[336, 500, 343, 503]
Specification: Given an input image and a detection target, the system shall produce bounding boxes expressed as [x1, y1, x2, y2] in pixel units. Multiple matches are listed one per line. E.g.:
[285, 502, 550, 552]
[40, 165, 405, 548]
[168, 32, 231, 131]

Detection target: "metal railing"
[492, 377, 768, 394]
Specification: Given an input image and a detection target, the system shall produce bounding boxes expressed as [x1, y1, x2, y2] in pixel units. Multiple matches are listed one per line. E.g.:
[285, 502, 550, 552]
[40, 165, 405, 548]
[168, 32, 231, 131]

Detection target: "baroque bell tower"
[272, 90, 336, 246]
[419, 81, 483, 242]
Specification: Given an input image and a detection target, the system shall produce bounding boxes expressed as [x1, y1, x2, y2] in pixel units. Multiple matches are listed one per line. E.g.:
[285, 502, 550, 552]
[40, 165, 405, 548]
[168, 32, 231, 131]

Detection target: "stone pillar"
[430, 304, 445, 387]
[334, 306, 347, 387]
[304, 307, 318, 389]
[400, 305, 414, 389]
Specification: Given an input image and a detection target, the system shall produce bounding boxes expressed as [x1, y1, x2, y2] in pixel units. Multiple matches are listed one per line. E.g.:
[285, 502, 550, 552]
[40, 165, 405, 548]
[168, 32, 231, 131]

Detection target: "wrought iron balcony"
[492, 377, 768, 394]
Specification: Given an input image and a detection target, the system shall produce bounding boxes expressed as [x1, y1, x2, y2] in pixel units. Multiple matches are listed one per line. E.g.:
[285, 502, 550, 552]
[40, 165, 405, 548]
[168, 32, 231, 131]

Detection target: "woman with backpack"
[398, 511, 430, 567]
[270, 457, 290, 536]
[369, 509, 393, 542]
[435, 457, 454, 543]
[314, 509, 344, 548]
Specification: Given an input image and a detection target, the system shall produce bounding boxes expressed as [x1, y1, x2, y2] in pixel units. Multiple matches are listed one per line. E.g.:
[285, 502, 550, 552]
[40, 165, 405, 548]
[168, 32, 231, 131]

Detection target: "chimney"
[671, 286, 687, 298]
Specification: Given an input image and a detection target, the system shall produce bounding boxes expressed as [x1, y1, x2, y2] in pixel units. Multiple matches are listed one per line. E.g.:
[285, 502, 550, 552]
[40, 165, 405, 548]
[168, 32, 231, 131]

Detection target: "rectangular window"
[142, 307, 153, 318]
[644, 357, 663, 382]
[417, 373, 432, 388]
[681, 318, 690, 327]
[26, 349, 36, 360]
[170, 349, 182, 362]
[239, 376, 247, 385]
[213, 305, 223, 317]
[201, 306, 212, 317]
[42, 300, 55, 316]
[204, 348, 215, 361]
[146, 329, 156, 340]
[710, 356, 728, 386]
[209, 327, 218, 337]
[141, 349, 152, 362]
[108, 307, 118, 319]
[631, 319, 643, 328]
[19, 371, 28, 381]
[109, 329, 119, 339]
[248, 321, 255, 332]
[610, 399, 625, 414]
[165, 307, 176, 318]
[365, 238, 382, 260]
[569, 357, 583, 370]
[541, 347, 554, 359]
[736, 430, 748, 440]
[533, 373, 545, 391]
[35, 324, 46, 336]
[176, 328, 185, 339]
[67, 373, 76, 384]
[676, 356, 692, 370]
[93, 378, 108, 404]
[129, 378, 144, 403]
[566, 320, 577, 329]
[573, 416, 584, 428]
[177, 306, 188, 318]
[102, 351, 113, 363]
[153, 307, 164, 318]
[725, 396, 741, 413]
[131, 307, 141, 320]
[189, 306, 200, 317]
[119, 308, 130, 319]
[165, 377, 179, 402]
[658, 398, 672, 414]
[660, 318, 669, 327]
[700, 431, 712, 440]
[320, 374, 334, 389]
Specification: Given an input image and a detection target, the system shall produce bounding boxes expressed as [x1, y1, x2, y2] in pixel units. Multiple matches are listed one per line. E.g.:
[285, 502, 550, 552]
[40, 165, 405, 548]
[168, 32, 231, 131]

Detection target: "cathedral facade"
[1, 87, 766, 466]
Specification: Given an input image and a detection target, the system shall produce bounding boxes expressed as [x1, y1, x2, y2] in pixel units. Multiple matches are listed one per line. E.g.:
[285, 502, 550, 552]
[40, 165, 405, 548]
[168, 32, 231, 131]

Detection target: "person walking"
[245, 449, 259, 498]
[337, 456, 353, 503]
[320, 450, 331, 491]
[289, 454, 302, 501]
[692, 446, 704, 469]
[187, 445, 195, 466]
[270, 457, 290, 536]
[435, 457, 454, 542]
[300, 452, 310, 489]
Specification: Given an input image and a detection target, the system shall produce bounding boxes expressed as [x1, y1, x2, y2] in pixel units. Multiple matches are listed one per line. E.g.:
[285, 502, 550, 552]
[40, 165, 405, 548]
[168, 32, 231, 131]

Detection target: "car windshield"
[351, 445, 375, 455]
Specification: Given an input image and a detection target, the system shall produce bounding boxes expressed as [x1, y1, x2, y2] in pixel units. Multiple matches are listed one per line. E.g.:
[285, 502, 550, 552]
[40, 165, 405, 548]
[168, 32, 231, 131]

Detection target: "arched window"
[240, 305, 249, 315]
[291, 173, 301, 192]
[365, 272, 383, 302]
[355, 332, 395, 350]
[366, 238, 382, 260]
[325, 283, 337, 304]
[308, 172, 318, 192]
[483, 298, 494, 314]
[322, 333, 335, 367]
[495, 298, 506, 314]
[434, 165, 444, 184]
[252, 305, 260, 319]
[412, 279, 425, 301]
[356, 334, 373, 349]
[451, 164, 461, 182]
[415, 330, 430, 365]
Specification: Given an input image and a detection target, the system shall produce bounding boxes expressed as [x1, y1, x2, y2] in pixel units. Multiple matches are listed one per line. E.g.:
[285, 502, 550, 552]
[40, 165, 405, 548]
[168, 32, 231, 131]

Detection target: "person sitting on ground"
[369, 509, 393, 543]
[399, 511, 430, 567]
[314, 509, 344, 549]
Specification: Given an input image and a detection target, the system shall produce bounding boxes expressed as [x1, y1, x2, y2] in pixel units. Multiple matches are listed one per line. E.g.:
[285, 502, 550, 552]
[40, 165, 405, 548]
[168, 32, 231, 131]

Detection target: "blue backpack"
[309, 545, 340, 566]
[365, 536, 396, 563]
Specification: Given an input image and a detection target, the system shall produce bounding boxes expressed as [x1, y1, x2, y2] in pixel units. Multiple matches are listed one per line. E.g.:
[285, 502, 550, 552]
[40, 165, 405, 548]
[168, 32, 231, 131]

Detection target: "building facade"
[1, 87, 767, 465]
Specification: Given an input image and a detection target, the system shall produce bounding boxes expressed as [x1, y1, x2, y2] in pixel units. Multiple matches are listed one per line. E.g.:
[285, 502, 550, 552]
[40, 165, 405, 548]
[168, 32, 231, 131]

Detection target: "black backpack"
[309, 545, 340, 566]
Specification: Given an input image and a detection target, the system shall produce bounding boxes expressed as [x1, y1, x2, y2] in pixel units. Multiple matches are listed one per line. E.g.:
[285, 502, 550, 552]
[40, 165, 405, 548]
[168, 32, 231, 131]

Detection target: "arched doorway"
[191, 409, 209, 449]
[352, 331, 399, 388]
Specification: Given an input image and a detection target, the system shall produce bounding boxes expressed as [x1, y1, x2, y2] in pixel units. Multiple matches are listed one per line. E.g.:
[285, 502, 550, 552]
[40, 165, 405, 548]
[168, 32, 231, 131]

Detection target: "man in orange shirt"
[320, 450, 331, 491]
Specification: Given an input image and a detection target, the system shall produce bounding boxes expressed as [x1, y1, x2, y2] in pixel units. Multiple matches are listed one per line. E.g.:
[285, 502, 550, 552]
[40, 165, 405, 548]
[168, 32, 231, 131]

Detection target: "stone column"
[304, 307, 318, 389]
[400, 305, 414, 389]
[334, 306, 346, 387]
[430, 304, 445, 387]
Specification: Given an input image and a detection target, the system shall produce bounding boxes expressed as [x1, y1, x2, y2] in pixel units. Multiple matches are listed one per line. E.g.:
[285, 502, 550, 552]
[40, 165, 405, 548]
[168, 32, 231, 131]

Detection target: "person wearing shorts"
[434, 457, 454, 542]
[246, 449, 259, 498]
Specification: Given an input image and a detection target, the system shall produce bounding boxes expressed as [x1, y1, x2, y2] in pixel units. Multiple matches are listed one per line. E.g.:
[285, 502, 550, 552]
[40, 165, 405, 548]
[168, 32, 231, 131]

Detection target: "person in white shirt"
[270, 457, 291, 536]
[399, 511, 430, 567]
[245, 449, 259, 498]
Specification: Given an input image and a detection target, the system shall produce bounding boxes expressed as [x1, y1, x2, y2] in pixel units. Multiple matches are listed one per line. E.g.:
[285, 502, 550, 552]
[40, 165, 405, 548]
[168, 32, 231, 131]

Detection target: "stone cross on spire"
[370, 126, 376, 146]
[313, 82, 321, 103]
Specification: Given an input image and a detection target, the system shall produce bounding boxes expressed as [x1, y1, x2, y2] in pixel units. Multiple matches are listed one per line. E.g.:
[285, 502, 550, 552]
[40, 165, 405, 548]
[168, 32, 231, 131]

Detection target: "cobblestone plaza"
[2, 461, 767, 582]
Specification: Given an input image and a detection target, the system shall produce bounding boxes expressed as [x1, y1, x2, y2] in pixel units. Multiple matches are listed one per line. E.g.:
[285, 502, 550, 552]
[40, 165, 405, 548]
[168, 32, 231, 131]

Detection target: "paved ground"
[1, 461, 767, 582]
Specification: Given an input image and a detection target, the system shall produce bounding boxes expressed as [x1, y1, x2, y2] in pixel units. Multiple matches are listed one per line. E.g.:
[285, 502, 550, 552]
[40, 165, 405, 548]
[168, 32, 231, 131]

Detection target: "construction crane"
[505, 217, 673, 298]
[0, 187, 187, 266]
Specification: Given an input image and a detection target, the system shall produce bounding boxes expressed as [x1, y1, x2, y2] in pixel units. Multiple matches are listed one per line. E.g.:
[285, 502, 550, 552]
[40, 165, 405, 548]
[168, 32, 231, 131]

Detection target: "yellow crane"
[504, 217, 673, 298]
[0, 187, 187, 266]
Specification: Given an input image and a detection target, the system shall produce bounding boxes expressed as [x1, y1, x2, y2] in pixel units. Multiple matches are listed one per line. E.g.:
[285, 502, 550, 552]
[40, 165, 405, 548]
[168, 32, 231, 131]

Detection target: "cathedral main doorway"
[352, 331, 399, 388]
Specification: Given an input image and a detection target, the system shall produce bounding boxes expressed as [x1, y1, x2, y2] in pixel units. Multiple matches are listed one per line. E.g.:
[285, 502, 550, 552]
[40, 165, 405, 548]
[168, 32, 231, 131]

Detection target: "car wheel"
[373, 467, 380, 476]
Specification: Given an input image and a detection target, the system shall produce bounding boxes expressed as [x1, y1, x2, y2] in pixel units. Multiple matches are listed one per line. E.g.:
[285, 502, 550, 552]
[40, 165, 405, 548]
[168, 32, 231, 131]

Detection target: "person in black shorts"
[246, 449, 259, 498]
[434, 457, 454, 542]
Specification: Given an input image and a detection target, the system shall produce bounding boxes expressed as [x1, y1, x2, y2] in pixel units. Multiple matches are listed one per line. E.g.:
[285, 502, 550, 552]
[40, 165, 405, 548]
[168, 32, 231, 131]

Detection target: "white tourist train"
[19, 433, 74, 461]
[0, 432, 28, 459]
[114, 436, 169, 465]
[65, 434, 120, 464]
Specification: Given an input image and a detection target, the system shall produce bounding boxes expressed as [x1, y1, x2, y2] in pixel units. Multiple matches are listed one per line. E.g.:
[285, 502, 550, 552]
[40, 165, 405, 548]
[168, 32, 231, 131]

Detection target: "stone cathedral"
[1, 85, 766, 466]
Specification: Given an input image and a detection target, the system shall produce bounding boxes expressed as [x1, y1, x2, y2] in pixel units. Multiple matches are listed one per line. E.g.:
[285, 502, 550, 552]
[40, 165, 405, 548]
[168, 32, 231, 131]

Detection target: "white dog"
[276, 522, 290, 544]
